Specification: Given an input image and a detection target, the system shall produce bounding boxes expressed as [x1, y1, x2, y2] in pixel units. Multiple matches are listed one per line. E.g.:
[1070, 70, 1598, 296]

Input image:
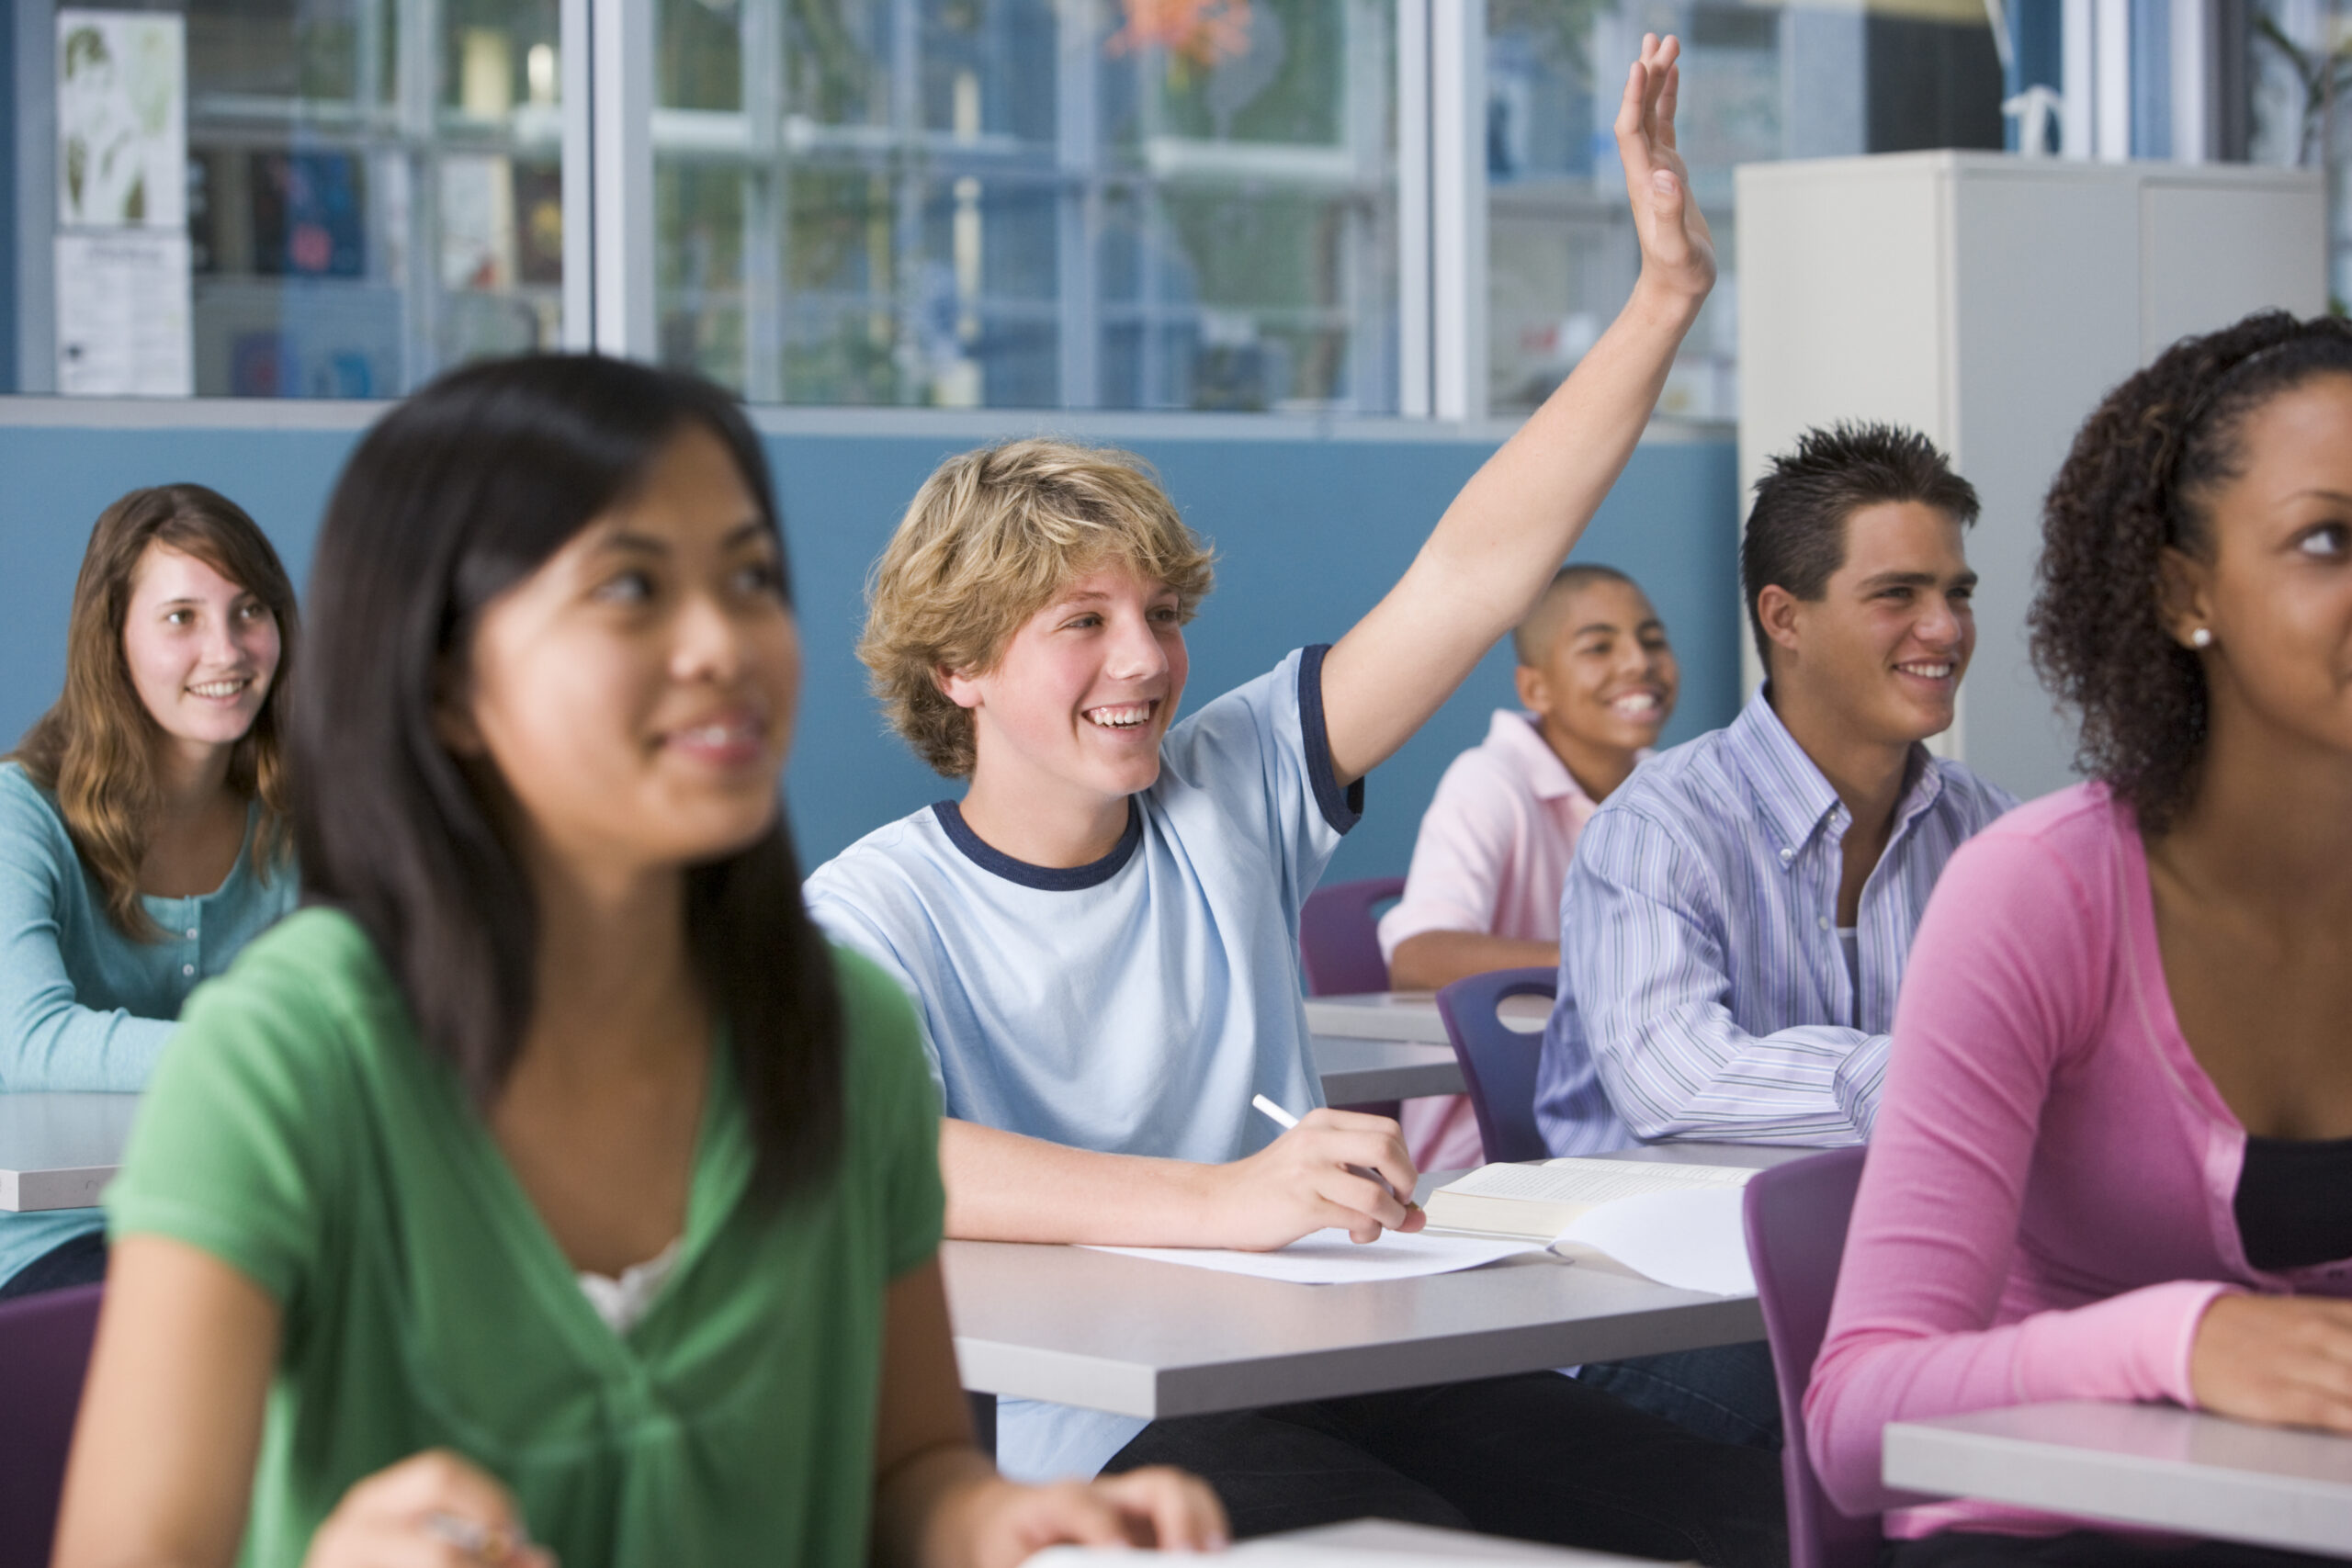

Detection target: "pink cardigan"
[1805, 784, 2352, 1540]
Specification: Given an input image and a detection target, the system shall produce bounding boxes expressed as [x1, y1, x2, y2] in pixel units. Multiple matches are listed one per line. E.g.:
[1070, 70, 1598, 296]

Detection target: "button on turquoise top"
[0, 761, 298, 1285]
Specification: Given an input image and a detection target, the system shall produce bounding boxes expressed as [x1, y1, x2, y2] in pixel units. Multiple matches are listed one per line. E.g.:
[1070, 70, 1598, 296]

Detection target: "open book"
[1423, 1157, 1759, 1296]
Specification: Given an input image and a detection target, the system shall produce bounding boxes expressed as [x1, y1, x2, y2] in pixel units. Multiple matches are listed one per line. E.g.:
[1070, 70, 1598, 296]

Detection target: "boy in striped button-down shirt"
[1538, 423, 2018, 1450]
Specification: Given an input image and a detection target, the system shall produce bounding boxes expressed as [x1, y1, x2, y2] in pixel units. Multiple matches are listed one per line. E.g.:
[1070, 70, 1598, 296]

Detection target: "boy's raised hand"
[1617, 32, 1715, 306]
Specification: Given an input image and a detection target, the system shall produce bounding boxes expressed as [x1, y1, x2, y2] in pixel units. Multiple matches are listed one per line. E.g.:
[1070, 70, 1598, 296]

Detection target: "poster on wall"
[56, 233, 195, 396]
[55, 9, 193, 395]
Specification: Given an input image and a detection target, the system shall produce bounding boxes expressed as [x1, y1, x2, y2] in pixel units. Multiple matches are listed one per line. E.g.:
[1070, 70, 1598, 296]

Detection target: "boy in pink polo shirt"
[1378, 564, 1679, 1169]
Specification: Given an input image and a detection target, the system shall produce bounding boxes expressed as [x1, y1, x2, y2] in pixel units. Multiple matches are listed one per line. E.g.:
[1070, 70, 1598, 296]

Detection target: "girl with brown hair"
[0, 483, 299, 1298]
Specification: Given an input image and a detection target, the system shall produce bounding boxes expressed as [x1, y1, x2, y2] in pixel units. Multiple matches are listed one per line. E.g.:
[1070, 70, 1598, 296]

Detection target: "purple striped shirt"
[1536, 689, 2018, 1155]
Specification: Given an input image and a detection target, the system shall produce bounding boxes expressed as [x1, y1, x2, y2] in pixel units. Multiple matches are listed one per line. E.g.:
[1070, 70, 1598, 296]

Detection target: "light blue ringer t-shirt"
[805, 645, 1363, 1482]
[0, 761, 299, 1286]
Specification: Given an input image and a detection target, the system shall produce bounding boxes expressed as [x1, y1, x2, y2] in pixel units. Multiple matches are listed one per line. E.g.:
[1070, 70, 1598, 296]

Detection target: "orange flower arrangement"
[1105, 0, 1253, 67]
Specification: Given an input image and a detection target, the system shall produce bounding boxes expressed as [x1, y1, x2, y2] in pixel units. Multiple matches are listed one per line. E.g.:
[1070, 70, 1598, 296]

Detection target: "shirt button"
[1778, 848, 1794, 864]
[184, 928, 198, 940]
[182, 963, 196, 976]
[1818, 916, 1832, 931]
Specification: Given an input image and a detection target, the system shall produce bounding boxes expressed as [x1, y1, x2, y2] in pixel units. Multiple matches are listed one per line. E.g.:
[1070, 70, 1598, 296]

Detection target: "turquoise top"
[0, 761, 298, 1284]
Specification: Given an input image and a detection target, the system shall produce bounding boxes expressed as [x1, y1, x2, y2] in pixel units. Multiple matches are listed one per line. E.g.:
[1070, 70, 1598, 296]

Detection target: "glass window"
[30, 0, 565, 397]
[2248, 0, 2352, 307]
[652, 0, 1397, 410]
[1484, 0, 2006, 423]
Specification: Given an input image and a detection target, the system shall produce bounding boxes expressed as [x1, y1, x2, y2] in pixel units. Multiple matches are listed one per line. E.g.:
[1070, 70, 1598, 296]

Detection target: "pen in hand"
[1250, 1094, 1422, 1219]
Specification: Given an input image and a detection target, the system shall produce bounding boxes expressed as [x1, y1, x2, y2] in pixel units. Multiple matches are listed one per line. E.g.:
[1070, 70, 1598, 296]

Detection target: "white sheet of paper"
[1550, 1186, 1755, 1297]
[1085, 1228, 1543, 1285]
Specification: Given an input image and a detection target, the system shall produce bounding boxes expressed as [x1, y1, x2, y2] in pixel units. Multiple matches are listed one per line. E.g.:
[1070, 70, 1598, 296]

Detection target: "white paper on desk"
[1084, 1228, 1542, 1285]
[1549, 1186, 1754, 1296]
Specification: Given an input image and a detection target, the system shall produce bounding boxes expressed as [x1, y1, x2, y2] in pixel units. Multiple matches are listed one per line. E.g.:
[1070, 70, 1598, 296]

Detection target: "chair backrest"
[1432, 967, 1556, 1164]
[1299, 876, 1407, 998]
[0, 1282, 103, 1568]
[1742, 1146, 1878, 1568]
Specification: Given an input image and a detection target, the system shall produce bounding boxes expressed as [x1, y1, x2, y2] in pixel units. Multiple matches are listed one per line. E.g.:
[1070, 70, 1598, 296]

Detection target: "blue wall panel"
[0, 419, 1741, 881]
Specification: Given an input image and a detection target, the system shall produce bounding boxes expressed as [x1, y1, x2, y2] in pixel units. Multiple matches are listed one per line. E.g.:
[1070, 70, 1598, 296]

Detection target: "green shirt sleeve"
[834, 946, 944, 1281]
[106, 910, 363, 1308]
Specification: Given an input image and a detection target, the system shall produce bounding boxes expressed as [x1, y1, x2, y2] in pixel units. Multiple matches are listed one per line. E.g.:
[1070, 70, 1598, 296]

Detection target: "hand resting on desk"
[2190, 1292, 2352, 1434]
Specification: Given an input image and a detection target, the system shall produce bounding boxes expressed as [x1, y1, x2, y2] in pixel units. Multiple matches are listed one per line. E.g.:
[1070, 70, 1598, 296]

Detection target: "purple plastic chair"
[1742, 1146, 1878, 1568]
[1298, 875, 1406, 998]
[1298, 876, 1407, 1118]
[0, 1282, 103, 1568]
[1432, 966, 1556, 1164]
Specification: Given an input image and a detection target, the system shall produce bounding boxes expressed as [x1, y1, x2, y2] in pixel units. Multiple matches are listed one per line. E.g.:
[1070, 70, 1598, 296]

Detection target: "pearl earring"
[2190, 627, 2213, 649]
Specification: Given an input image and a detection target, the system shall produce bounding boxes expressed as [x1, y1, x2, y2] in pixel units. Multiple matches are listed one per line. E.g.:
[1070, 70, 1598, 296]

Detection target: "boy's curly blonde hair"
[861, 438, 1217, 778]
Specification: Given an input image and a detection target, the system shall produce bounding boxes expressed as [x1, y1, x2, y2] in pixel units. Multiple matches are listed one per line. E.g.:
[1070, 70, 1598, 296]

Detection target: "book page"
[1552, 1187, 1755, 1296]
[1441, 1156, 1756, 1207]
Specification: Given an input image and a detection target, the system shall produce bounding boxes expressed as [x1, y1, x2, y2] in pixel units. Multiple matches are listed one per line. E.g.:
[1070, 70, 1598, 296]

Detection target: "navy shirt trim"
[1298, 642, 1364, 836]
[931, 797, 1144, 891]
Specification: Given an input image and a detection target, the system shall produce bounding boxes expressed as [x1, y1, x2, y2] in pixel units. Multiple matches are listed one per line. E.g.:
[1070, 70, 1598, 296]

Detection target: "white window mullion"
[1396, 0, 1432, 418]
[591, 0, 658, 358]
[560, 0, 595, 349]
[1430, 0, 1486, 422]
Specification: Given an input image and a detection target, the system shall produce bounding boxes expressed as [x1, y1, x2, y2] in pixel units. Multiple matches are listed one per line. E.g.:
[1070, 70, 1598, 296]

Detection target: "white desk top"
[0, 1093, 142, 1212]
[1303, 991, 1548, 1046]
[1310, 1035, 1466, 1103]
[944, 1145, 1799, 1419]
[1883, 1401, 2352, 1558]
[0, 1041, 1470, 1216]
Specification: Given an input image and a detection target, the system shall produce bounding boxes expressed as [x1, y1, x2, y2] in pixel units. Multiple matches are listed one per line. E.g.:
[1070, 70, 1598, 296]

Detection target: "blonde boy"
[807, 37, 1781, 1563]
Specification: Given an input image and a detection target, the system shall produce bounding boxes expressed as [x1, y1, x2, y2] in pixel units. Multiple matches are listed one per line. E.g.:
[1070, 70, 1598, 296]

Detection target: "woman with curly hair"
[1805, 309, 2352, 1567]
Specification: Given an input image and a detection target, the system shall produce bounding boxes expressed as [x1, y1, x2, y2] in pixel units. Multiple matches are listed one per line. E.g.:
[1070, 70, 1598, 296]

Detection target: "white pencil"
[1250, 1092, 1299, 1130]
[1250, 1093, 1418, 1211]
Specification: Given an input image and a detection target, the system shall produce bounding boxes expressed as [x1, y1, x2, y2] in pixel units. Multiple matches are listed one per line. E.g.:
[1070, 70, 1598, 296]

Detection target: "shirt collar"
[1487, 710, 1594, 806]
[1725, 687, 1945, 859]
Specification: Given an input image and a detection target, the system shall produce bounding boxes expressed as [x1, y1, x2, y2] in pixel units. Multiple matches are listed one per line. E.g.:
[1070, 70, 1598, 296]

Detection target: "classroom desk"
[1883, 1402, 2352, 1559]
[0, 1093, 141, 1212]
[1303, 991, 1549, 1046]
[943, 1143, 1807, 1421]
[0, 1050, 1463, 1218]
[1310, 1035, 1466, 1103]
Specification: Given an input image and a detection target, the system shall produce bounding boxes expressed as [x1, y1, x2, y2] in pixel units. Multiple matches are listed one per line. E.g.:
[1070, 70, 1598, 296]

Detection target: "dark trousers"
[0, 1232, 107, 1302]
[1892, 1530, 2348, 1568]
[1102, 1370, 1786, 1568]
[1576, 1341, 1785, 1450]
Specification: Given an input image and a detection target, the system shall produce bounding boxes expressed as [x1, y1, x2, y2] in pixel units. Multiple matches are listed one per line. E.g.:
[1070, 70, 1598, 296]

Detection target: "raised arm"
[1321, 34, 1714, 785]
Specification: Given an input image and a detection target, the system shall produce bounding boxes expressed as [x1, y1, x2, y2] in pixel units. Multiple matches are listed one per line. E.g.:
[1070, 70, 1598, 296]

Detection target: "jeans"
[1891, 1529, 2349, 1568]
[1576, 1341, 1784, 1450]
[1101, 1370, 1786, 1568]
[0, 1231, 107, 1302]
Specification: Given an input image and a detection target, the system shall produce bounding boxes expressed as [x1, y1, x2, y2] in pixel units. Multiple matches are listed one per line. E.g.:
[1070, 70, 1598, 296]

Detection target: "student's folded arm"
[1318, 45, 1713, 786]
[1803, 828, 2226, 1518]
[1568, 821, 1883, 1145]
[0, 818, 173, 1091]
[1380, 755, 1535, 987]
